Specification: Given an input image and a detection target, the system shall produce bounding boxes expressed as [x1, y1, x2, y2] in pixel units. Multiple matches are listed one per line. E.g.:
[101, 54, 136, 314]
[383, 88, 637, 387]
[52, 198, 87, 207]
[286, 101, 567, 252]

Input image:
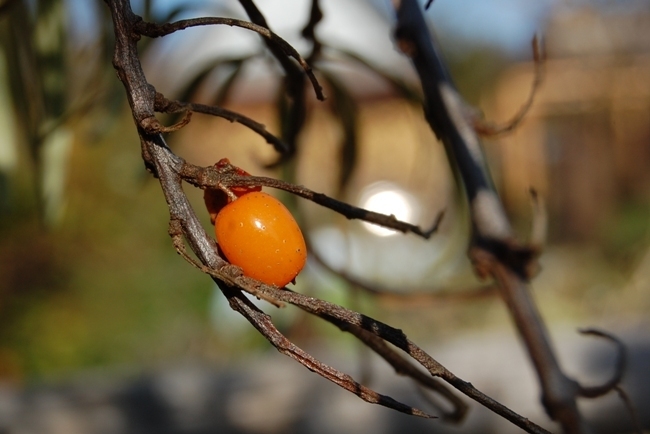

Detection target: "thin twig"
[177, 160, 445, 239]
[251, 286, 552, 434]
[474, 35, 545, 137]
[218, 282, 435, 418]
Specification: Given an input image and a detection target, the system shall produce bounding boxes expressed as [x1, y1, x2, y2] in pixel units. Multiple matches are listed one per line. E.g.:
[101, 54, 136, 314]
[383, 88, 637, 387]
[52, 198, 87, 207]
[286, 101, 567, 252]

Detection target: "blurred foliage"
[0, 0, 226, 381]
[0, 0, 120, 226]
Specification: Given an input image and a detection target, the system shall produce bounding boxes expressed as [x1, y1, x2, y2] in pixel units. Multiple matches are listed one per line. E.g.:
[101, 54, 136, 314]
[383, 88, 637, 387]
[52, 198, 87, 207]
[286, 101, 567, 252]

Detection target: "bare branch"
[478, 254, 587, 432]
[218, 282, 435, 418]
[253, 287, 552, 434]
[178, 160, 445, 239]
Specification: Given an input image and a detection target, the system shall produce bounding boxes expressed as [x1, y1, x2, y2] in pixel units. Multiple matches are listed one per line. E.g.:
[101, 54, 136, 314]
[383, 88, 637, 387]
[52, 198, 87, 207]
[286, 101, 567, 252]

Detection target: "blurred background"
[0, 0, 649, 433]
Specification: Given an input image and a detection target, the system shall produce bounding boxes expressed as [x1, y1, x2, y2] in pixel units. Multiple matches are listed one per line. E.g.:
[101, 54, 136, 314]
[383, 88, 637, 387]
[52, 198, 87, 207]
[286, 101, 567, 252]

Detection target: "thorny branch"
[102, 0, 612, 432]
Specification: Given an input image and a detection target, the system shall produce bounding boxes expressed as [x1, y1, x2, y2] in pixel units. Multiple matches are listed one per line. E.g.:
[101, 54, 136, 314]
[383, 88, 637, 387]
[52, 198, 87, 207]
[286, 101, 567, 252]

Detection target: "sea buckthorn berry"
[203, 158, 262, 224]
[215, 191, 307, 287]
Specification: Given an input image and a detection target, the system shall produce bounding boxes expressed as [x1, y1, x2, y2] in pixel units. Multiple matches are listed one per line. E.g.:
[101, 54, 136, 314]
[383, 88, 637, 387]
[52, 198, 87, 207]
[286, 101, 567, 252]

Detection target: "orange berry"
[215, 191, 307, 287]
